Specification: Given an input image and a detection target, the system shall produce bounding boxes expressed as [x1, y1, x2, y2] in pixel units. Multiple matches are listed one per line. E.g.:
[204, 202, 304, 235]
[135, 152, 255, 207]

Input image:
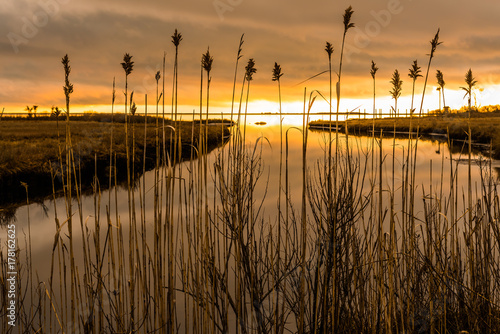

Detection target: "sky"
[1, 0, 500, 116]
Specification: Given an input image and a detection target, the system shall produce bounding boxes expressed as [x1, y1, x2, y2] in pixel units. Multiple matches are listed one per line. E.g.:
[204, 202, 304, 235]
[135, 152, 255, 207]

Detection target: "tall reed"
[272, 61, 284, 332]
[120, 52, 136, 330]
[436, 69, 446, 110]
[61, 54, 77, 327]
[389, 69, 402, 118]
[412, 32, 441, 297]
[405, 58, 422, 329]
[336, 6, 355, 161]
[334, 10, 355, 329]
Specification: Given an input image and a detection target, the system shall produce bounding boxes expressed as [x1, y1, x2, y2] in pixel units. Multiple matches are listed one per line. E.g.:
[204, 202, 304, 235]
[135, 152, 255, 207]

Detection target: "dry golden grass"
[0, 117, 229, 204]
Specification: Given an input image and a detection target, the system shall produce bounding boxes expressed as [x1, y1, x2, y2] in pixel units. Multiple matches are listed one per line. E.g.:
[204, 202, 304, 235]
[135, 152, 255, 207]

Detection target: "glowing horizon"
[4, 84, 499, 119]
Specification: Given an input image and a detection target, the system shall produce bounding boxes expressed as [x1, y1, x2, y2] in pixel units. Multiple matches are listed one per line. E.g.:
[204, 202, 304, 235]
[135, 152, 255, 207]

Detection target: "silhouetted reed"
[436, 69, 446, 110]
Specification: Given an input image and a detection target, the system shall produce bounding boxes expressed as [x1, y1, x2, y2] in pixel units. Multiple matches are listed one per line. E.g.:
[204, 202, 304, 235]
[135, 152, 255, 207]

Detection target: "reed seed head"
[245, 58, 257, 81]
[237, 33, 244, 60]
[343, 6, 355, 32]
[464, 68, 477, 88]
[129, 91, 137, 115]
[325, 42, 334, 60]
[155, 71, 161, 83]
[172, 29, 183, 47]
[272, 62, 283, 82]
[201, 47, 213, 73]
[51, 106, 61, 117]
[370, 60, 378, 79]
[390, 69, 402, 100]
[436, 70, 445, 88]
[429, 28, 442, 59]
[460, 68, 477, 97]
[61, 54, 73, 98]
[408, 60, 422, 80]
[121, 53, 134, 76]
[112, 77, 116, 105]
[130, 102, 137, 116]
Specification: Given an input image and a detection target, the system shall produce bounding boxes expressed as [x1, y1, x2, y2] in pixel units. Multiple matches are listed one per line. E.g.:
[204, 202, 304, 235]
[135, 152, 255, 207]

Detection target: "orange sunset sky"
[2, 0, 500, 115]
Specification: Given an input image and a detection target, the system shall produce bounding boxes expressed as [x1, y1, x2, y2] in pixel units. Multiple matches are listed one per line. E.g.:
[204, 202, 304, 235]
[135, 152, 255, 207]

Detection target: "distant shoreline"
[309, 112, 500, 159]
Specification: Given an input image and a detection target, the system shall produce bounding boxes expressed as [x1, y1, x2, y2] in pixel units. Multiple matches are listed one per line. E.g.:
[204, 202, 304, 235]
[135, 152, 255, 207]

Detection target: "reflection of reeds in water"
[4, 20, 500, 334]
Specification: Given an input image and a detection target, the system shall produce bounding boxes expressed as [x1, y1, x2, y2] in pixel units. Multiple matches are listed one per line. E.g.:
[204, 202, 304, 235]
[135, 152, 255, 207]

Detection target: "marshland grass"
[0, 116, 230, 206]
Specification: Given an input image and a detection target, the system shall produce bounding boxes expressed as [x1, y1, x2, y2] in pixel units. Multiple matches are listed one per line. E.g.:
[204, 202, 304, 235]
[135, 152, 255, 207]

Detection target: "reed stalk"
[418, 29, 441, 118]
[461, 68, 478, 306]
[60, 54, 77, 327]
[436, 70, 446, 110]
[272, 61, 284, 333]
[406, 58, 422, 330]
[410, 35, 441, 330]
[334, 9, 354, 328]
[337, 5, 355, 149]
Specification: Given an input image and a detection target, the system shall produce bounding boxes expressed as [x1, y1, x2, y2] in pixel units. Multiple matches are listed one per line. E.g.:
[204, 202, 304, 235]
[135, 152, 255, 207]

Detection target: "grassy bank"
[310, 112, 500, 158]
[0, 116, 230, 206]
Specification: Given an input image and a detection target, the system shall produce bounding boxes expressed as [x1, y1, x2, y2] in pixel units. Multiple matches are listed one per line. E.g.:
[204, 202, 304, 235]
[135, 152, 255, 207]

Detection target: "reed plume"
[337, 5, 355, 106]
[418, 29, 441, 117]
[172, 28, 183, 47]
[121, 53, 134, 76]
[436, 69, 446, 110]
[171, 28, 182, 122]
[389, 69, 402, 117]
[370, 60, 378, 79]
[408, 60, 422, 115]
[202, 48, 214, 126]
[272, 62, 283, 82]
[244, 57, 256, 81]
[230, 34, 244, 125]
[241, 57, 256, 141]
[461, 68, 477, 114]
